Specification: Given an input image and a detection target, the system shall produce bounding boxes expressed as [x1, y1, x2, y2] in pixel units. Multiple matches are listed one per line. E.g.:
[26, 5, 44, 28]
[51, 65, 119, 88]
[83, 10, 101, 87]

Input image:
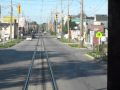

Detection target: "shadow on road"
[0, 49, 107, 89]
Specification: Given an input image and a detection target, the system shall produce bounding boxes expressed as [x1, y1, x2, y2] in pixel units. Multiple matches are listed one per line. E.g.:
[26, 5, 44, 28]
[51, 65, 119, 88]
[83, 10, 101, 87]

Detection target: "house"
[83, 16, 94, 46]
[1, 16, 28, 36]
[69, 15, 108, 48]
[62, 15, 94, 41]
[86, 15, 108, 48]
[69, 16, 95, 45]
[18, 17, 27, 35]
[94, 14, 108, 29]
[0, 23, 10, 41]
[0, 22, 18, 41]
[61, 14, 108, 49]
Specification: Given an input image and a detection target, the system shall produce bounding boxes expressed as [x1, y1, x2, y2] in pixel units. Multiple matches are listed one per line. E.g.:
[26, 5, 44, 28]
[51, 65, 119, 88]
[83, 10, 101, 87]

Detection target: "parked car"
[43, 31, 47, 35]
[26, 36, 32, 41]
[57, 33, 62, 39]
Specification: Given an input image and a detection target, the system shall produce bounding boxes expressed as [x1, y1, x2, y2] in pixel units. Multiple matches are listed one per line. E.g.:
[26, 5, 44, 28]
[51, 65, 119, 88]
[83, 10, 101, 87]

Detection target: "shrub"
[50, 31, 56, 35]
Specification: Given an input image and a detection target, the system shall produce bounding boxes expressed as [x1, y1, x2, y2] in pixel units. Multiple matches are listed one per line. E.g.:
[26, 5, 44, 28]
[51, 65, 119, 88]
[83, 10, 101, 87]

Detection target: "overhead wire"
[1, 0, 108, 23]
[70, 0, 107, 16]
[85, 0, 107, 16]
[40, 0, 44, 24]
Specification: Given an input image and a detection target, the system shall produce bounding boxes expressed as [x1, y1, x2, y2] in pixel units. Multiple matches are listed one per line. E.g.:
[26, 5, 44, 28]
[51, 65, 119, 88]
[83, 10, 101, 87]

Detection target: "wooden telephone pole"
[67, 0, 70, 42]
[80, 0, 84, 47]
[61, 0, 63, 34]
[10, 0, 13, 41]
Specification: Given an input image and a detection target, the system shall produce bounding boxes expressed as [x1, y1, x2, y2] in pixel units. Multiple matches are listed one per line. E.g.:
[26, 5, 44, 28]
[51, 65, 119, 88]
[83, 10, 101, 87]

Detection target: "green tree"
[69, 21, 76, 30]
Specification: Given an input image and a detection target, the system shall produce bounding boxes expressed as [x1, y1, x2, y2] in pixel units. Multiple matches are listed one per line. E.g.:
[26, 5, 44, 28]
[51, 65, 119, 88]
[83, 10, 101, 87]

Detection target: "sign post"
[96, 31, 103, 52]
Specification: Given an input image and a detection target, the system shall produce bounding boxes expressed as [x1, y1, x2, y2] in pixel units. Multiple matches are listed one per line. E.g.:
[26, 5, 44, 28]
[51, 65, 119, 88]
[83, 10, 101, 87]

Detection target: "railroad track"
[22, 32, 58, 90]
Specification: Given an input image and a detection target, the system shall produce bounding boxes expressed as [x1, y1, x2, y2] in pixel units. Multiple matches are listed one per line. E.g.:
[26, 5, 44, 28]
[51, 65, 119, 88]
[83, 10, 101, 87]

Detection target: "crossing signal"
[56, 14, 58, 20]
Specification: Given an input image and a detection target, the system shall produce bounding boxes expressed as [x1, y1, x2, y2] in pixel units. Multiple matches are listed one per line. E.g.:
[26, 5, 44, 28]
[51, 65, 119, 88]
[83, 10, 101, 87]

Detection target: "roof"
[0, 23, 15, 28]
[95, 15, 108, 21]
[71, 17, 94, 22]
[0, 23, 10, 28]
[71, 18, 85, 22]
[86, 17, 94, 20]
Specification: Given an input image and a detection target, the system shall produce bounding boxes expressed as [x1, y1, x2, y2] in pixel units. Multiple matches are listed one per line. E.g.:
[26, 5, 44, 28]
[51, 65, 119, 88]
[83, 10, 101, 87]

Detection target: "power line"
[85, 0, 107, 16]
[69, 0, 107, 16]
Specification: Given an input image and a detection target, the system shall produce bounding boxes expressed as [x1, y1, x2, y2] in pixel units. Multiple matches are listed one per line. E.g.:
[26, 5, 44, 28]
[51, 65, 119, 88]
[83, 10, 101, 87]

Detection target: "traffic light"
[17, 4, 21, 14]
[55, 14, 58, 20]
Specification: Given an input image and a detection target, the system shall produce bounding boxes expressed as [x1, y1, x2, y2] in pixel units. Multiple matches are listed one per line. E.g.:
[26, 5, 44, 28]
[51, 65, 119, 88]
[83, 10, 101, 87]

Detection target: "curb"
[85, 54, 95, 60]
[67, 45, 87, 49]
[63, 43, 79, 44]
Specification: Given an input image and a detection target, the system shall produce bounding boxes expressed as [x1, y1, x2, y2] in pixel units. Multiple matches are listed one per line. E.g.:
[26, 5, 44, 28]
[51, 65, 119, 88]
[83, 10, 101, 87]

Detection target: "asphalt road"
[44, 34, 107, 90]
[0, 38, 38, 90]
[0, 33, 107, 90]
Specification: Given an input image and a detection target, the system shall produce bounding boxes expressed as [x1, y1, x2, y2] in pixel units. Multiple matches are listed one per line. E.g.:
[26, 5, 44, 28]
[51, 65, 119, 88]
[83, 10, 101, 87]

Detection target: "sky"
[0, 0, 108, 24]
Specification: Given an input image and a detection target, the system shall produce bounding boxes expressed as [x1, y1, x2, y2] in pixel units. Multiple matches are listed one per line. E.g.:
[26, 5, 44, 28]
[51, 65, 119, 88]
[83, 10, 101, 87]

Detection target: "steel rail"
[42, 38, 58, 90]
[41, 34, 46, 90]
[22, 34, 40, 90]
[23, 33, 58, 90]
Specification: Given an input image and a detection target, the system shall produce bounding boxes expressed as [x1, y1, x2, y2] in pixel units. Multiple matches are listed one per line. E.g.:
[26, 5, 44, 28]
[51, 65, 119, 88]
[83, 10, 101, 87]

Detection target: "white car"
[43, 31, 47, 34]
[26, 36, 32, 41]
[57, 34, 62, 39]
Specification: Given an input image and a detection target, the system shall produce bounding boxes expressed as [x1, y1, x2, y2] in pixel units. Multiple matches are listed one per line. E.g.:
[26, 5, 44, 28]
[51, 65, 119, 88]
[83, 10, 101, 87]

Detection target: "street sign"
[96, 31, 103, 38]
[101, 36, 106, 42]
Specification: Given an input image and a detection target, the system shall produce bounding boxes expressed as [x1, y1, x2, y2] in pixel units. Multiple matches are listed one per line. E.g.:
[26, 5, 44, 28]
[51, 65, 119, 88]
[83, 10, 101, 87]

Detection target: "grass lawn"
[87, 51, 107, 61]
[68, 44, 87, 48]
[59, 37, 73, 43]
[59, 38, 87, 48]
[0, 39, 23, 48]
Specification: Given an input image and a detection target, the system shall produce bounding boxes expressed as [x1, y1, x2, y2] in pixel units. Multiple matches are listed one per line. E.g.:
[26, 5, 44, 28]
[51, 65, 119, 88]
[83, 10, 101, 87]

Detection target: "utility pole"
[61, 0, 63, 34]
[10, 0, 13, 41]
[55, 13, 57, 35]
[55, 2, 57, 35]
[51, 10, 54, 32]
[67, 0, 70, 42]
[17, 3, 20, 39]
[80, 0, 84, 47]
[51, 10, 53, 32]
[47, 16, 49, 31]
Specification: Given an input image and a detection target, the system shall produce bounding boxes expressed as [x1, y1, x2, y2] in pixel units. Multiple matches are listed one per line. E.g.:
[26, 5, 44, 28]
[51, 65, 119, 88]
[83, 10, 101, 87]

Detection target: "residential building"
[61, 14, 108, 49]
[0, 22, 18, 41]
[86, 14, 108, 48]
